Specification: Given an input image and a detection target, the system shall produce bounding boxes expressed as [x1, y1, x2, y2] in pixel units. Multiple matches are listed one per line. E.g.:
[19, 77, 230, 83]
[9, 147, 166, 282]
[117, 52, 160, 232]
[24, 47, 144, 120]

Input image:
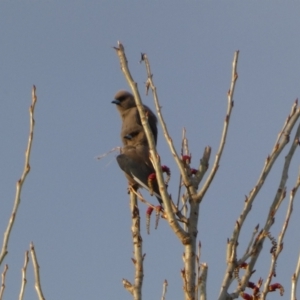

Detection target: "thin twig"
[219, 101, 300, 300]
[161, 279, 168, 300]
[229, 110, 300, 299]
[130, 187, 158, 210]
[0, 265, 8, 300]
[0, 86, 37, 265]
[261, 172, 300, 299]
[274, 99, 298, 146]
[95, 146, 121, 160]
[194, 147, 211, 187]
[181, 195, 188, 231]
[181, 129, 189, 231]
[291, 251, 300, 300]
[30, 242, 46, 300]
[122, 279, 134, 295]
[238, 224, 259, 265]
[231, 224, 260, 286]
[19, 251, 29, 300]
[123, 191, 144, 299]
[197, 51, 239, 202]
[177, 128, 186, 208]
[142, 53, 197, 201]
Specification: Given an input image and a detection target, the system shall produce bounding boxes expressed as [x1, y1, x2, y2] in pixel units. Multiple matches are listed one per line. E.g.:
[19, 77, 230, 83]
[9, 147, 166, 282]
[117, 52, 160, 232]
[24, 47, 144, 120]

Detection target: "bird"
[116, 129, 162, 205]
[112, 90, 158, 146]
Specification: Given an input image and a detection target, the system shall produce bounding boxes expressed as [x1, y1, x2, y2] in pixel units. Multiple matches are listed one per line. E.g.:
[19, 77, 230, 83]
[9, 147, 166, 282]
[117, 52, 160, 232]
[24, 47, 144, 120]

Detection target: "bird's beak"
[111, 99, 120, 105]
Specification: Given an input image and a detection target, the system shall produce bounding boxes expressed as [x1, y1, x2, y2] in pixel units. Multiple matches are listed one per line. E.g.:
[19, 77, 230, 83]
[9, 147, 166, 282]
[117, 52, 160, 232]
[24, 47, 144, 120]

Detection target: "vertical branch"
[199, 263, 208, 300]
[142, 53, 197, 200]
[0, 265, 8, 300]
[291, 251, 300, 300]
[114, 42, 189, 244]
[0, 86, 37, 265]
[19, 250, 29, 300]
[194, 147, 211, 186]
[30, 242, 46, 300]
[181, 129, 188, 231]
[196, 51, 239, 202]
[182, 51, 238, 299]
[122, 191, 144, 300]
[177, 128, 185, 208]
[161, 279, 168, 300]
[131, 191, 144, 300]
[195, 242, 201, 299]
[183, 200, 200, 300]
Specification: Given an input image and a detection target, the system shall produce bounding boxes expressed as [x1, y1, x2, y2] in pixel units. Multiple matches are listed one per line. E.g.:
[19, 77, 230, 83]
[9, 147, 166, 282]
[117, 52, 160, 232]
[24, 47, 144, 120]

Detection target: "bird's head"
[112, 90, 136, 112]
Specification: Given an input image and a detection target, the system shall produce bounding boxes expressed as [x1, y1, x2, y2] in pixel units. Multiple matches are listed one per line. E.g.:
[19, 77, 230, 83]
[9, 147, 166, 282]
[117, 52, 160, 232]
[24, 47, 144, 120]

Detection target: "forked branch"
[219, 100, 300, 300]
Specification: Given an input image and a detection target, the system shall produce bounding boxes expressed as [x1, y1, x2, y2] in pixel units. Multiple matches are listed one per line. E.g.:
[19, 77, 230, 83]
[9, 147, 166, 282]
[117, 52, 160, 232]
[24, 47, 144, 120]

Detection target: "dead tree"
[114, 42, 300, 300]
[0, 87, 46, 300]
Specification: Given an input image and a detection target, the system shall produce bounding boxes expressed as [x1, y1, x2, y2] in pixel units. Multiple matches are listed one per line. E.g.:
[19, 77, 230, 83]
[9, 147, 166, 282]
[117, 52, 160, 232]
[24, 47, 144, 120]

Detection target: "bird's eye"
[118, 96, 126, 102]
[130, 131, 139, 137]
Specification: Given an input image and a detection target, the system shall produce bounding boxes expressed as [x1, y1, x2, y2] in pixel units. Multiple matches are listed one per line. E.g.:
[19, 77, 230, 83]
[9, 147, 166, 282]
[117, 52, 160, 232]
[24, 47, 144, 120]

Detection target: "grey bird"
[116, 130, 162, 205]
[112, 90, 158, 146]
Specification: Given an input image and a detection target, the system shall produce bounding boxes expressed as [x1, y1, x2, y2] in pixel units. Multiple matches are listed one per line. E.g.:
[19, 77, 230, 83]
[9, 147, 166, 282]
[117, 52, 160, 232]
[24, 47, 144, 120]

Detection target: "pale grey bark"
[115, 42, 300, 300]
[0, 86, 37, 266]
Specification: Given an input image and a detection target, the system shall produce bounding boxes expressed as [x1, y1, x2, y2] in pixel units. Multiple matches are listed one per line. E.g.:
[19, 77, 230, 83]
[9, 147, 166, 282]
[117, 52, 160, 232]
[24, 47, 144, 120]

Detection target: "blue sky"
[0, 2, 300, 299]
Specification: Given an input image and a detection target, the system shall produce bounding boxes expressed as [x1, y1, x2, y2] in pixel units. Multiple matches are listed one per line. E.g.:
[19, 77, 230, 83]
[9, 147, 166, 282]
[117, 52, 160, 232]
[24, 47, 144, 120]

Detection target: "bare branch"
[195, 242, 201, 298]
[0, 265, 8, 300]
[238, 224, 260, 265]
[291, 251, 300, 300]
[219, 102, 300, 300]
[199, 263, 208, 300]
[184, 201, 200, 299]
[96, 146, 121, 160]
[197, 51, 239, 202]
[19, 251, 29, 300]
[194, 147, 211, 188]
[262, 123, 300, 231]
[0, 86, 37, 265]
[181, 195, 188, 232]
[230, 109, 300, 299]
[122, 279, 134, 295]
[261, 172, 300, 299]
[132, 191, 143, 299]
[114, 42, 189, 244]
[161, 279, 168, 300]
[177, 128, 186, 208]
[30, 242, 46, 300]
[274, 99, 298, 146]
[130, 187, 158, 210]
[123, 191, 144, 299]
[141, 53, 197, 201]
